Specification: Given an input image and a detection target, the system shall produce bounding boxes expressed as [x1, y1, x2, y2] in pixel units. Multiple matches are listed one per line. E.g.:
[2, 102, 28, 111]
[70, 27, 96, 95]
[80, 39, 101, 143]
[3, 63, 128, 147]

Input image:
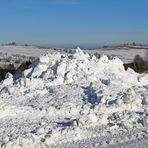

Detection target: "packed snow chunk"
[39, 54, 50, 64]
[23, 67, 33, 77]
[19, 77, 31, 87]
[121, 68, 139, 86]
[143, 117, 148, 127]
[143, 96, 148, 105]
[1, 72, 13, 87]
[115, 88, 143, 111]
[99, 55, 109, 63]
[89, 113, 98, 124]
[73, 47, 90, 60]
[119, 113, 141, 129]
[138, 73, 148, 86]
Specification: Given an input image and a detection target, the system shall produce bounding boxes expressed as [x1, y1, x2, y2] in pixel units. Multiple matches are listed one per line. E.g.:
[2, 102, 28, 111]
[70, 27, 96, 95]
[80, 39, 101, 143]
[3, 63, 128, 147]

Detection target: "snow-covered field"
[0, 45, 147, 63]
[0, 46, 148, 147]
[0, 45, 51, 57]
[87, 48, 148, 63]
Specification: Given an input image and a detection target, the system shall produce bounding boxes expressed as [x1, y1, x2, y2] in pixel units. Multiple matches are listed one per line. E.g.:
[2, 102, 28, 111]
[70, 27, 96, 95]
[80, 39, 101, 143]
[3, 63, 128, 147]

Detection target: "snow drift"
[0, 48, 148, 147]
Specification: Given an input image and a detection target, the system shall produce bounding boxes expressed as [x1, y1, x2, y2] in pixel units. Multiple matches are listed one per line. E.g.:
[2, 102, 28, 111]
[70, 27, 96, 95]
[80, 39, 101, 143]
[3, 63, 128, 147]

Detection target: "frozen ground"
[0, 47, 148, 147]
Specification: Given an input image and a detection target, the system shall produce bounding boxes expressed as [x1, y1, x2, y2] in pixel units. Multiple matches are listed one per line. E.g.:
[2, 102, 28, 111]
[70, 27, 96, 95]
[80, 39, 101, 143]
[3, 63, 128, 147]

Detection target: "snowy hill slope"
[0, 45, 51, 57]
[87, 48, 148, 63]
[0, 48, 148, 147]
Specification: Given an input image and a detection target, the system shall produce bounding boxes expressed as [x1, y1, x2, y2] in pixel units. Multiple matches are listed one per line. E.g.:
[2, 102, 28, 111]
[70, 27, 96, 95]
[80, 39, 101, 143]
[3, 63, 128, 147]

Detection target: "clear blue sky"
[0, 0, 148, 48]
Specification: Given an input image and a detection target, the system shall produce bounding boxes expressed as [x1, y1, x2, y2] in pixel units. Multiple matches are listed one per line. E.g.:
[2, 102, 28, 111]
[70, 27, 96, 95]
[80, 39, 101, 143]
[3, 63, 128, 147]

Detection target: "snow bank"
[21, 47, 145, 86]
[0, 48, 148, 147]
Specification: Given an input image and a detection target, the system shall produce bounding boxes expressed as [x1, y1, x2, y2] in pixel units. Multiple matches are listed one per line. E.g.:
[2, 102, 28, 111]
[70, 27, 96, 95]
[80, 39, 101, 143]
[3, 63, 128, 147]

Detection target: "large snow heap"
[0, 48, 148, 147]
[1, 47, 148, 90]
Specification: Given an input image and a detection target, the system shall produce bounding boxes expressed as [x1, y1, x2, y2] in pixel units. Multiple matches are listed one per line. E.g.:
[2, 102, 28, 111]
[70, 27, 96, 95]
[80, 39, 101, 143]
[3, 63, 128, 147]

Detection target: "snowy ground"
[0, 47, 148, 147]
[0, 45, 51, 57]
[87, 48, 148, 63]
[0, 45, 148, 63]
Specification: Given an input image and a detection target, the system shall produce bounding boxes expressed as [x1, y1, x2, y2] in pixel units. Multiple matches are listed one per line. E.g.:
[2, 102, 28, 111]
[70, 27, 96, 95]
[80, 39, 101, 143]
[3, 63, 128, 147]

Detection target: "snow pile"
[21, 47, 147, 86]
[22, 47, 124, 84]
[0, 48, 148, 147]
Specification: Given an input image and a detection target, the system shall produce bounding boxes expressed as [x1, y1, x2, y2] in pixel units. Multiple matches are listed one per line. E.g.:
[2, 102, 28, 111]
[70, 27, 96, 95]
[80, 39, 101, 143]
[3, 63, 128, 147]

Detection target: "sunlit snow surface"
[0, 48, 148, 147]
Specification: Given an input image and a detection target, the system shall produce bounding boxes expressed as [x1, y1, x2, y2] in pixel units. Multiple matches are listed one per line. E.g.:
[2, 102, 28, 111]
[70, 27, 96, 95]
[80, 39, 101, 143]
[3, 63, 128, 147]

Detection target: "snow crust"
[0, 48, 148, 147]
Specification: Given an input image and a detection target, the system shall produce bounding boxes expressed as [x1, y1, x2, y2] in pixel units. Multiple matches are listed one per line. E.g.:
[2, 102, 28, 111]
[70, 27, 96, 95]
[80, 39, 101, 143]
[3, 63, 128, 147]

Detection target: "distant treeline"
[1, 42, 30, 46]
[102, 43, 148, 49]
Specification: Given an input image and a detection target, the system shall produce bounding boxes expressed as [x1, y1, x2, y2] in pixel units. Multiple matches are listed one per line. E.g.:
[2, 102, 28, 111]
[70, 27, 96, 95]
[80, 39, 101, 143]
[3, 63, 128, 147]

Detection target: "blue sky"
[0, 0, 148, 48]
